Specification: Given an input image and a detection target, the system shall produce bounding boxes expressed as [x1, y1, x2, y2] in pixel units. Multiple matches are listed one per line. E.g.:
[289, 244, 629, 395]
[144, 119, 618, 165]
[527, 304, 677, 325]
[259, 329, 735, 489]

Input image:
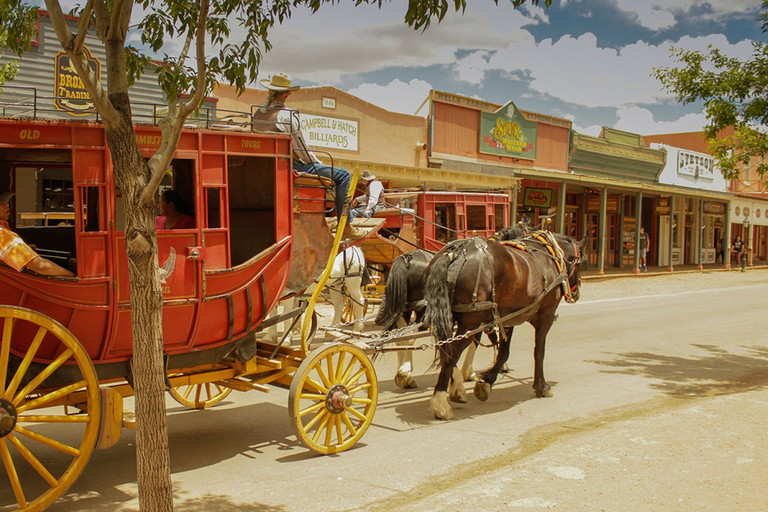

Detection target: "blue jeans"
[350, 205, 384, 219]
[293, 161, 350, 220]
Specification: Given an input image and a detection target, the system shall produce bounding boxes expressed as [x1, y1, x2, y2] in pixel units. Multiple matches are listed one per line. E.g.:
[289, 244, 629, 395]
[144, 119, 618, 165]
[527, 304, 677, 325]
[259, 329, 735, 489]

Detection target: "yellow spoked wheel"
[0, 306, 101, 512]
[288, 343, 377, 454]
[168, 382, 233, 410]
[340, 298, 368, 325]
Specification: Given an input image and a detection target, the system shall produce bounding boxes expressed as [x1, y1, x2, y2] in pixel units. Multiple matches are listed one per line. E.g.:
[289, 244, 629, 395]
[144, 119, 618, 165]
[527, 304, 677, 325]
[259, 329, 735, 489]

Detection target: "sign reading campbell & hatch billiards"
[54, 47, 101, 116]
[479, 101, 537, 159]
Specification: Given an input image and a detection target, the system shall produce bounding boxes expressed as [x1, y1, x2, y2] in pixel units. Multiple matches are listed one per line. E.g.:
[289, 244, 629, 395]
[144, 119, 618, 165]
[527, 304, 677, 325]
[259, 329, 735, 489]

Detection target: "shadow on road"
[590, 344, 768, 397]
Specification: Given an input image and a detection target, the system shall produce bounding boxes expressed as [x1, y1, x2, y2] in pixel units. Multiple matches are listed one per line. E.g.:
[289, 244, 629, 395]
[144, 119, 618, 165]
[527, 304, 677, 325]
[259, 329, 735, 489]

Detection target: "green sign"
[479, 101, 537, 159]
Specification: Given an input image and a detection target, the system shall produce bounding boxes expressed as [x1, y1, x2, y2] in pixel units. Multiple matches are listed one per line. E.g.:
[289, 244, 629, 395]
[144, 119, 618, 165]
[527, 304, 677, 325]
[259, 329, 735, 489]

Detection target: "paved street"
[21, 270, 768, 511]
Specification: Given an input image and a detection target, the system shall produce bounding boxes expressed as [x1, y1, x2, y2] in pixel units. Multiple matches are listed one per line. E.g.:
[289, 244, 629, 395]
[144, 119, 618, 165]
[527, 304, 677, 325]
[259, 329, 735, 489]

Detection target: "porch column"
[557, 182, 567, 234]
[697, 199, 704, 270]
[633, 191, 643, 273]
[724, 203, 732, 269]
[667, 195, 675, 272]
[510, 184, 518, 226]
[598, 187, 607, 275]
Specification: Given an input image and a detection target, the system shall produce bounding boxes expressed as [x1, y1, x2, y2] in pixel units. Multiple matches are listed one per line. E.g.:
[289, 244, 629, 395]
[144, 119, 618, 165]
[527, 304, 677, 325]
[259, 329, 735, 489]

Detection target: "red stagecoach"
[0, 104, 379, 511]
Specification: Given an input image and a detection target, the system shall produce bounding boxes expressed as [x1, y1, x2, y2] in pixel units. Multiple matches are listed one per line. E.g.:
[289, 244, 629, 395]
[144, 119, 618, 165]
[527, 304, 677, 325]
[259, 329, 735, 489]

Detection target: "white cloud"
[614, 105, 707, 134]
[347, 79, 433, 116]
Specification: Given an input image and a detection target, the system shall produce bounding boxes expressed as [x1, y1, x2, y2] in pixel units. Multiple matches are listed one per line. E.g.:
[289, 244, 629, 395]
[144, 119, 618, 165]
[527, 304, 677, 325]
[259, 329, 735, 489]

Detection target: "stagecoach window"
[81, 186, 102, 232]
[206, 187, 222, 229]
[435, 203, 457, 242]
[494, 204, 505, 229]
[466, 205, 485, 231]
[226, 155, 276, 266]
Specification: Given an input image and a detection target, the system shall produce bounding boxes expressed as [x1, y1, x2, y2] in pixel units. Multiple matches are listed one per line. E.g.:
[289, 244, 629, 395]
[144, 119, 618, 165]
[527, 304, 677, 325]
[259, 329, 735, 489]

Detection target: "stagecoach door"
[112, 158, 202, 355]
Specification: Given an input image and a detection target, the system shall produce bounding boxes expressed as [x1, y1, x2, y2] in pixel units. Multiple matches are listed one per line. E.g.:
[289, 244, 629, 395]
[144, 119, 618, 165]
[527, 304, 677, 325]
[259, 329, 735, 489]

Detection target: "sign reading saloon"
[479, 101, 537, 159]
[54, 47, 101, 116]
[301, 113, 358, 152]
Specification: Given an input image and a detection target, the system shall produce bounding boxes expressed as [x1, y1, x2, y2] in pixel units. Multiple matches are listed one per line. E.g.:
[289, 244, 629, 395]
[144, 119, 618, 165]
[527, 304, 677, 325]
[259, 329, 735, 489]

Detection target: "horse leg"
[475, 326, 514, 401]
[532, 322, 553, 398]
[430, 333, 474, 420]
[348, 276, 365, 332]
[460, 341, 477, 382]
[329, 286, 344, 326]
[394, 316, 418, 389]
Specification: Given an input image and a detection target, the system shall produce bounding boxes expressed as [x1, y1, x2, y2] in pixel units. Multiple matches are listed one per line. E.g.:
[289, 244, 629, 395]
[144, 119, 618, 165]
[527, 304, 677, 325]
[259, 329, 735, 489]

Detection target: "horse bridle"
[564, 240, 583, 303]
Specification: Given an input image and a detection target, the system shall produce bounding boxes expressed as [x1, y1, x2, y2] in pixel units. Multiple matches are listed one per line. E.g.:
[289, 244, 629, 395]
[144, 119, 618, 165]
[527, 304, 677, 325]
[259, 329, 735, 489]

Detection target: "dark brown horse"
[374, 249, 433, 388]
[424, 232, 584, 419]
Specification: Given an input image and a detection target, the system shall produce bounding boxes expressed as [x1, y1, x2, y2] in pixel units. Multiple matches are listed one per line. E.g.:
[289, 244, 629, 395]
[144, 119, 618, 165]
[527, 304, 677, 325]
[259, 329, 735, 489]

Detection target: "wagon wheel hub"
[326, 384, 353, 414]
[0, 399, 18, 438]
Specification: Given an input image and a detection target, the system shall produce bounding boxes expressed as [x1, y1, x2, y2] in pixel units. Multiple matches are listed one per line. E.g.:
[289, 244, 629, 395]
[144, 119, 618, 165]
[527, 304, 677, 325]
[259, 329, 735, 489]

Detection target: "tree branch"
[142, 0, 210, 205]
[72, 0, 96, 53]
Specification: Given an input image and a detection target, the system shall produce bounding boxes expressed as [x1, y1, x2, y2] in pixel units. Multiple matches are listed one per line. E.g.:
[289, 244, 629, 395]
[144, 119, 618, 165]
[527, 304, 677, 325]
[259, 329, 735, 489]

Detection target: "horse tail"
[374, 254, 409, 329]
[425, 251, 453, 341]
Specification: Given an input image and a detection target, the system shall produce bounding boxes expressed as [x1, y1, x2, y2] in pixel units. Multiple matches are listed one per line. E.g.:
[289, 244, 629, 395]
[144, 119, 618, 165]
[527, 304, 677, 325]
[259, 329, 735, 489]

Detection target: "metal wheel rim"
[288, 343, 377, 454]
[0, 306, 101, 512]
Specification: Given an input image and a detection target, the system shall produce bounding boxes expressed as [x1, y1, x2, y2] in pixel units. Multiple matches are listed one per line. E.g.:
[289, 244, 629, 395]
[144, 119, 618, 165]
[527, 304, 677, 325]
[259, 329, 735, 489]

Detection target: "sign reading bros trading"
[54, 47, 101, 116]
[479, 101, 537, 159]
[301, 113, 358, 152]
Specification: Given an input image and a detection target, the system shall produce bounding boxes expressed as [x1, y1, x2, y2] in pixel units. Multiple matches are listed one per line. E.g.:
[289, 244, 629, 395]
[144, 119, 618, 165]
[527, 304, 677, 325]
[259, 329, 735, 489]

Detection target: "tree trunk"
[106, 97, 174, 511]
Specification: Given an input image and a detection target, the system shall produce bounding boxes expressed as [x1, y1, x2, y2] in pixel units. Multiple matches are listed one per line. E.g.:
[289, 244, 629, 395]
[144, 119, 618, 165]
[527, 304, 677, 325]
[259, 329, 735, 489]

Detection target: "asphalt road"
[15, 269, 768, 511]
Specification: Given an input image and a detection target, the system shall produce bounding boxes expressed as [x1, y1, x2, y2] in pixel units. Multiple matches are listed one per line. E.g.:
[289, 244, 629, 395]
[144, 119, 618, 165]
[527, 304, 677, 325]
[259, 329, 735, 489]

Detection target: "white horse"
[264, 246, 367, 344]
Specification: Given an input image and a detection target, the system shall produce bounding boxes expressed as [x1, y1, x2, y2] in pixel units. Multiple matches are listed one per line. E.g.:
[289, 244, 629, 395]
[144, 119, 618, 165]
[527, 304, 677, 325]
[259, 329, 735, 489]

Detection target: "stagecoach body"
[0, 117, 294, 372]
[360, 190, 510, 266]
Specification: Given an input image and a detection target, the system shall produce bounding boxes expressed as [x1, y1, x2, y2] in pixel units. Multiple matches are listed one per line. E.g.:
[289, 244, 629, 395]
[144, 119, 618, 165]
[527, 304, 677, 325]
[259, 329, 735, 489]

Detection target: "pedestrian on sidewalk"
[716, 236, 725, 264]
[733, 235, 746, 272]
[638, 226, 650, 272]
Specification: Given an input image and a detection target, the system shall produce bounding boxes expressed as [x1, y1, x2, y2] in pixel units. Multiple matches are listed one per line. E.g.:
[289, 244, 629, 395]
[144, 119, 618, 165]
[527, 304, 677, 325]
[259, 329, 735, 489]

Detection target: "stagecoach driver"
[0, 192, 74, 277]
[252, 72, 364, 241]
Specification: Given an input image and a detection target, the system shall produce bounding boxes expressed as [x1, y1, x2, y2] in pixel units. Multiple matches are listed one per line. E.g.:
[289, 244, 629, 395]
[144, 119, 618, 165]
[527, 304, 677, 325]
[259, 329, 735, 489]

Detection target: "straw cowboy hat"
[360, 170, 376, 181]
[0, 192, 14, 204]
[259, 73, 301, 92]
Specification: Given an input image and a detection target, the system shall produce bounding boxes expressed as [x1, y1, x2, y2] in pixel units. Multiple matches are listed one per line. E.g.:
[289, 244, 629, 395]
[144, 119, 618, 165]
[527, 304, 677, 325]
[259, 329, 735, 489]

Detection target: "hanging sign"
[479, 101, 537, 159]
[522, 187, 553, 208]
[54, 46, 101, 116]
[702, 201, 725, 215]
[655, 197, 671, 215]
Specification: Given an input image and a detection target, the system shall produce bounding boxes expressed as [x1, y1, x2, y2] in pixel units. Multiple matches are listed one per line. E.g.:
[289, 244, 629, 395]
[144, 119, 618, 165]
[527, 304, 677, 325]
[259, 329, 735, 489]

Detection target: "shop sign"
[586, 195, 618, 213]
[300, 113, 358, 151]
[522, 187, 553, 208]
[479, 101, 537, 159]
[702, 201, 725, 215]
[655, 197, 671, 215]
[677, 150, 715, 180]
[54, 47, 100, 116]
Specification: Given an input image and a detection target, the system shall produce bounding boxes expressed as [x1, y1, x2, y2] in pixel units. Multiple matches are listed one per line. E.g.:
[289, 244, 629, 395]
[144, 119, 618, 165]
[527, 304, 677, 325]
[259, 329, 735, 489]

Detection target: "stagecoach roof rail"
[0, 85, 272, 132]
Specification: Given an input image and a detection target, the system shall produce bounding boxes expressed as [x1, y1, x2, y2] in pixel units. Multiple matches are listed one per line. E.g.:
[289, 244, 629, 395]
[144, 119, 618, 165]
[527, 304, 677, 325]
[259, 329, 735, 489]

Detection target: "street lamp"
[744, 216, 751, 267]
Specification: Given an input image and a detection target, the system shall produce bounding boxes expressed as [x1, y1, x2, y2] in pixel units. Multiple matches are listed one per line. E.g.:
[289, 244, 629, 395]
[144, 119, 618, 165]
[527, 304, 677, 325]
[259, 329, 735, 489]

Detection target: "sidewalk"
[582, 261, 768, 281]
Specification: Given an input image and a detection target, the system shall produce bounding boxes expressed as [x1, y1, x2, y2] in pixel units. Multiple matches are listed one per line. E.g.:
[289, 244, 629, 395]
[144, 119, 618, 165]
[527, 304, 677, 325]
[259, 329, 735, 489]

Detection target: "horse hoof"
[463, 371, 477, 382]
[450, 394, 467, 404]
[534, 386, 553, 398]
[474, 381, 492, 402]
[394, 373, 417, 389]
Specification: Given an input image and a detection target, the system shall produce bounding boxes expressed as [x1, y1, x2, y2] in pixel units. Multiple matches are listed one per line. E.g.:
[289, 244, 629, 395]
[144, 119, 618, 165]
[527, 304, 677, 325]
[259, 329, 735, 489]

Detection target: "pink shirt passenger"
[156, 214, 195, 230]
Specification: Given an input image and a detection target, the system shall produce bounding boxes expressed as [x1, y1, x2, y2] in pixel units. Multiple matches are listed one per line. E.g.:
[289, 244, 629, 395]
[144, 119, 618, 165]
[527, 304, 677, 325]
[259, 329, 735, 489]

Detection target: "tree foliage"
[653, 0, 768, 183]
[0, 0, 37, 85]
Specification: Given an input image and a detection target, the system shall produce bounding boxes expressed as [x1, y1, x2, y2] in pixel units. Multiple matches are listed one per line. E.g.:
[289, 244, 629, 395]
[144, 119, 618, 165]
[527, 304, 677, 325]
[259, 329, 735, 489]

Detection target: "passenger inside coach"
[0, 192, 74, 277]
[156, 189, 195, 230]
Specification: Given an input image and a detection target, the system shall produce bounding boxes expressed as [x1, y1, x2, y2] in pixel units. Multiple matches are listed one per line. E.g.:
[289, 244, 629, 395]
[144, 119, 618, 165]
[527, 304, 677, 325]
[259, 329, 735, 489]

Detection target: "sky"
[245, 0, 764, 137]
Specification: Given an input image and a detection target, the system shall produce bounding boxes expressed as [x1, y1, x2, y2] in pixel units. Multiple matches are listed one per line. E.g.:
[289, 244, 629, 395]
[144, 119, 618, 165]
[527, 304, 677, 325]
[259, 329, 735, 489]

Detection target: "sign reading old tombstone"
[301, 113, 358, 152]
[54, 47, 101, 116]
[479, 101, 537, 159]
[523, 187, 553, 208]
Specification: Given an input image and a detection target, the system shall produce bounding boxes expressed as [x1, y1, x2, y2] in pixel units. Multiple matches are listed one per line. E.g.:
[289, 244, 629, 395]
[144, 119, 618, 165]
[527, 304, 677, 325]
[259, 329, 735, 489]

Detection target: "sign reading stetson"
[479, 101, 537, 159]
[54, 47, 101, 116]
